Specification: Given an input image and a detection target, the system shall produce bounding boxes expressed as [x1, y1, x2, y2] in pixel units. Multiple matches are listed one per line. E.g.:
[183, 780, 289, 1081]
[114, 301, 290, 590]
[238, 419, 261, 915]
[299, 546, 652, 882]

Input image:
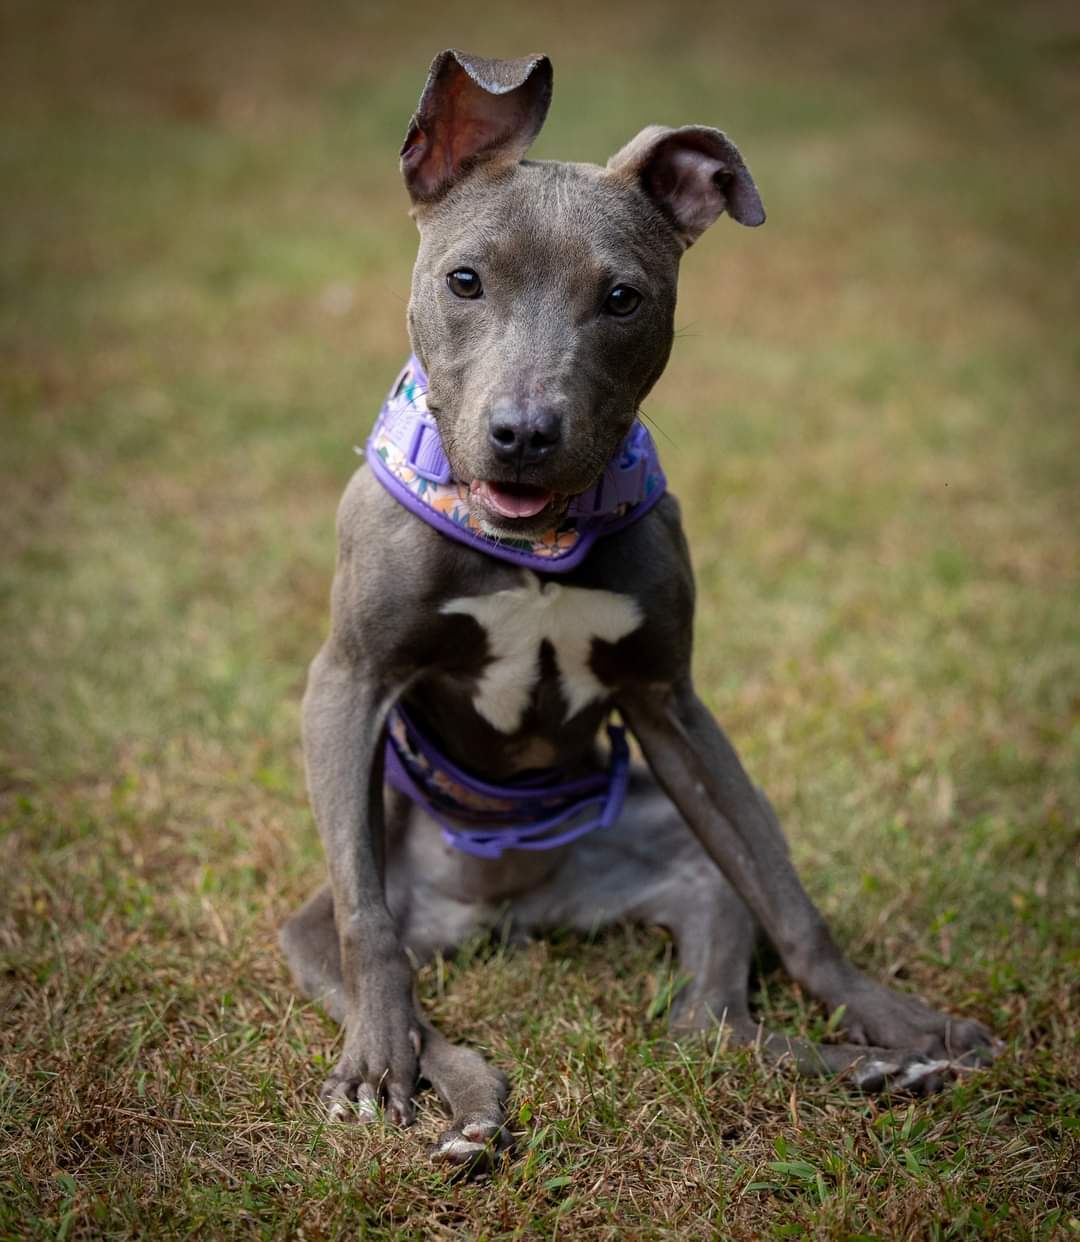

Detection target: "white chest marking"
[441, 573, 642, 733]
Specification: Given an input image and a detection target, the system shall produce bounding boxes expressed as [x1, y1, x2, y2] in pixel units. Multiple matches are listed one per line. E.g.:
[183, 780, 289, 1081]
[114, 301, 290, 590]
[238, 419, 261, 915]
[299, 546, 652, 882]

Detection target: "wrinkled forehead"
[416, 161, 678, 286]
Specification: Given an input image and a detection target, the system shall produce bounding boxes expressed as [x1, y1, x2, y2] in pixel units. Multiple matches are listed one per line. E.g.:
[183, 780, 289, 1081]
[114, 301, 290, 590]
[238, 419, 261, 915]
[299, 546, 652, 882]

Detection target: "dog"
[281, 49, 995, 1166]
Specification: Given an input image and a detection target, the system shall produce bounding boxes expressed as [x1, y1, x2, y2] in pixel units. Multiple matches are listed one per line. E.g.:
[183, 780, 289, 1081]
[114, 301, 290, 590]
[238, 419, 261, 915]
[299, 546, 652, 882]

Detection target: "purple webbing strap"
[385, 714, 631, 860]
[567, 428, 652, 517]
[365, 355, 667, 574]
[375, 360, 452, 484]
[393, 704, 609, 802]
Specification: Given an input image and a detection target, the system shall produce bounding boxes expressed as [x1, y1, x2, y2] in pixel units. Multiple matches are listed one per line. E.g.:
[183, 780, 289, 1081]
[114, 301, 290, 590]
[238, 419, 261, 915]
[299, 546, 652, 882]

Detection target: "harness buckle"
[569, 437, 649, 517]
[408, 418, 453, 484]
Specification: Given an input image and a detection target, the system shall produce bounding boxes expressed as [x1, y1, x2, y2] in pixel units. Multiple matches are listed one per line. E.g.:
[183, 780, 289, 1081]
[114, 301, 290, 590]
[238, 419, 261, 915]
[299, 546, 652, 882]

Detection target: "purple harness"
[367, 356, 666, 572]
[367, 356, 665, 858]
[384, 706, 631, 860]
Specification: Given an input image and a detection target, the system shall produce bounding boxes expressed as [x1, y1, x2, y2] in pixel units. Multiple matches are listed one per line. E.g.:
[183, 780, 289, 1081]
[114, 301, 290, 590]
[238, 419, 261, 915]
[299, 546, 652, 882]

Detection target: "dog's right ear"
[401, 50, 553, 204]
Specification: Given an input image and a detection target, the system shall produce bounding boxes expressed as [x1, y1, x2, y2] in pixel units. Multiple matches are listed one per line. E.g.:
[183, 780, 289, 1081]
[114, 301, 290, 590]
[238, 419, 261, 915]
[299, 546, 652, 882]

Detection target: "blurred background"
[2, 1, 1077, 1234]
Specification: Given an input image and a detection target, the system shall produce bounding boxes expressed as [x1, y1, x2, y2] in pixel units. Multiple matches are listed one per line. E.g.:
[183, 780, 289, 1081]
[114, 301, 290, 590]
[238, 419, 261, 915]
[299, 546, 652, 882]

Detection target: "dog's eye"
[603, 285, 642, 317]
[447, 269, 483, 299]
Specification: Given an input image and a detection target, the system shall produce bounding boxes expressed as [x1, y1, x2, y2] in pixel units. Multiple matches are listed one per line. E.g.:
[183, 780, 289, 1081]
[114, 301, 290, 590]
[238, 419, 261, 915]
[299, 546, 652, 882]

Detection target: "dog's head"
[401, 50, 764, 536]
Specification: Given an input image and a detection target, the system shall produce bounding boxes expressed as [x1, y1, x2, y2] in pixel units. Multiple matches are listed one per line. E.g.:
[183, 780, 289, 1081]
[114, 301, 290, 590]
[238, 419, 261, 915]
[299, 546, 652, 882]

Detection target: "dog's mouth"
[470, 480, 560, 522]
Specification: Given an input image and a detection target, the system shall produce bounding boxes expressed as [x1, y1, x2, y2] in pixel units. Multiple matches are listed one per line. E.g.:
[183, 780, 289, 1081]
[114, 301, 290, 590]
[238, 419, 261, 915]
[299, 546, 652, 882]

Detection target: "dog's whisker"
[637, 407, 676, 447]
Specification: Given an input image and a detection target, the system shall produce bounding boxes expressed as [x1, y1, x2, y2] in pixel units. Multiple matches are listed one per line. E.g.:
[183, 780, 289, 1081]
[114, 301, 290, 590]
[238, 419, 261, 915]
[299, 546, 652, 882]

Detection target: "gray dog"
[281, 49, 994, 1166]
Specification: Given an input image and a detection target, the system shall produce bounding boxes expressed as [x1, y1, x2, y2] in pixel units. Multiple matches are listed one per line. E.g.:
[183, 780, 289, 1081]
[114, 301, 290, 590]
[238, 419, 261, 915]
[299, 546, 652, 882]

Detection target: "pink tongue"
[475, 481, 554, 519]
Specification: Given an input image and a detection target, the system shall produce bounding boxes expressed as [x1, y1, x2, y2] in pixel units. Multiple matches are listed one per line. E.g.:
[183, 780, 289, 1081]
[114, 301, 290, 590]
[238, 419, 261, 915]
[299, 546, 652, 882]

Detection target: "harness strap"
[366, 355, 666, 573]
[384, 707, 631, 860]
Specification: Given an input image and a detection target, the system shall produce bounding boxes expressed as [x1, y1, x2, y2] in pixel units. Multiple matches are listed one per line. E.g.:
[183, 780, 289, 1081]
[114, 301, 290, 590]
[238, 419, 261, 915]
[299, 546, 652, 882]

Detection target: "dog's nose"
[488, 407, 562, 466]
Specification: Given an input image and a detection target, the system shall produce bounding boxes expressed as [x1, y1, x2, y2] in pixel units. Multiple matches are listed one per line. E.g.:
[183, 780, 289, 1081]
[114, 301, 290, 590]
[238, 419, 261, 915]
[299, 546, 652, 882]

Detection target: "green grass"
[2, 1, 1078, 1237]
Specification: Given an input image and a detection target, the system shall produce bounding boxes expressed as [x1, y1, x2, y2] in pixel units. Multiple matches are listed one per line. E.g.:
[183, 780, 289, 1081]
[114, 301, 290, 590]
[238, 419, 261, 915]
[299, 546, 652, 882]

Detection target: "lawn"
[1, 1, 1078, 1237]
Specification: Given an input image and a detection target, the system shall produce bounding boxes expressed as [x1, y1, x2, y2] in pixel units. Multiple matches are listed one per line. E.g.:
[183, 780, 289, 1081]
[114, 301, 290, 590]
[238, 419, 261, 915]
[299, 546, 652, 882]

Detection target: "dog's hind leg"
[279, 882, 347, 1025]
[660, 869, 956, 1091]
[421, 1021, 511, 1168]
[512, 771, 959, 1094]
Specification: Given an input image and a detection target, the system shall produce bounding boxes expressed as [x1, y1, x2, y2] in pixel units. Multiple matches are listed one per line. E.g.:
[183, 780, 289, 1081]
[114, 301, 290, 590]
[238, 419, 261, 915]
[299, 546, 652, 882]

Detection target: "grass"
[1, 0, 1078, 1236]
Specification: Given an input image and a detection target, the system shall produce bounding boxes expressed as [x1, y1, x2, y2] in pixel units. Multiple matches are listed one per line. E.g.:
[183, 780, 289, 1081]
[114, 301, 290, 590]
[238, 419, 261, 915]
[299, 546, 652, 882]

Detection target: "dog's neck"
[366, 355, 667, 573]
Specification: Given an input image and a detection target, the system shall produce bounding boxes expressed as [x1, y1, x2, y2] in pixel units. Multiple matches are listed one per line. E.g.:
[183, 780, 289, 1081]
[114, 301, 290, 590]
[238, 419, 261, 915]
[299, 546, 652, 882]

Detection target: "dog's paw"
[850, 1053, 953, 1095]
[849, 1043, 1002, 1096]
[320, 1074, 382, 1124]
[834, 976, 997, 1064]
[319, 1020, 421, 1126]
[430, 1114, 512, 1174]
[320, 1058, 418, 1127]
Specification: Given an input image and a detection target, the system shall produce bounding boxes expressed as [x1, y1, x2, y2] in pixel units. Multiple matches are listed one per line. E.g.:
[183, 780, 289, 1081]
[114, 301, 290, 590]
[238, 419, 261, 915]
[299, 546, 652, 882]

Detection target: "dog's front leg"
[619, 678, 994, 1063]
[302, 643, 419, 1125]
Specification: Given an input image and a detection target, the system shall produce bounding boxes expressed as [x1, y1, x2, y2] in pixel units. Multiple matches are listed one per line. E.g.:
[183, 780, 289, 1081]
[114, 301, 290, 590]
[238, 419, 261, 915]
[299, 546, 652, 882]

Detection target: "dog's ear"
[401, 49, 553, 203]
[608, 125, 765, 246]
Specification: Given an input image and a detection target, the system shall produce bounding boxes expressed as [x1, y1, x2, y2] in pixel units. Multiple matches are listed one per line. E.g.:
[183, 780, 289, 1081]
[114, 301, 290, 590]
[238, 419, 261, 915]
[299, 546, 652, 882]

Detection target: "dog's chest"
[440, 572, 641, 733]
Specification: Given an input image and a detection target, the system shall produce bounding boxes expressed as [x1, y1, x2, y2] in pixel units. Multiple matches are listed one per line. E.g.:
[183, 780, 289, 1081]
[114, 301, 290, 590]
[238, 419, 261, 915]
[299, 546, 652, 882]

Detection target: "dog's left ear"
[401, 49, 553, 203]
[608, 125, 765, 246]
